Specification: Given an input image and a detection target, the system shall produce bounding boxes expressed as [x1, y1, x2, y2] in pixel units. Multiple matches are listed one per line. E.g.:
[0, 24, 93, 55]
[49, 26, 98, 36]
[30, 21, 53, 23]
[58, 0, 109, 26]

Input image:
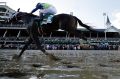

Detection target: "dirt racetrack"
[0, 49, 120, 79]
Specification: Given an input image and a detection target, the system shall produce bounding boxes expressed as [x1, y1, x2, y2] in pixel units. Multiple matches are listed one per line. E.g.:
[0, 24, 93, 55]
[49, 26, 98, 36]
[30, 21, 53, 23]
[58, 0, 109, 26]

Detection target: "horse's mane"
[19, 12, 38, 17]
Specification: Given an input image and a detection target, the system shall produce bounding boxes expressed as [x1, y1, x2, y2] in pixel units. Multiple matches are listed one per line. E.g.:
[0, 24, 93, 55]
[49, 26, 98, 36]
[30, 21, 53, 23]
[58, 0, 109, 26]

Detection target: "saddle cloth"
[41, 15, 53, 25]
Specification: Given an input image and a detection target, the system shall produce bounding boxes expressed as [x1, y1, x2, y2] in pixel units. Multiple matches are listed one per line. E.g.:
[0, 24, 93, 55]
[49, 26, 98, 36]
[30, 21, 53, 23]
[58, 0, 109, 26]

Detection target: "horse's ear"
[17, 8, 20, 12]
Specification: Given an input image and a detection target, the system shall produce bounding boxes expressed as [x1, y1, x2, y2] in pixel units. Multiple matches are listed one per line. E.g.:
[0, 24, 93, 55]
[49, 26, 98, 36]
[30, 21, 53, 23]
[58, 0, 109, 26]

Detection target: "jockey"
[31, 3, 57, 25]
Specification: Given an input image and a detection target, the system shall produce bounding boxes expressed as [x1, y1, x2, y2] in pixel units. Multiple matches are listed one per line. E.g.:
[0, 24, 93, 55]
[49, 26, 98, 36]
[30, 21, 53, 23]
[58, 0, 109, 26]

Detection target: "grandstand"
[0, 2, 16, 23]
[0, 2, 120, 50]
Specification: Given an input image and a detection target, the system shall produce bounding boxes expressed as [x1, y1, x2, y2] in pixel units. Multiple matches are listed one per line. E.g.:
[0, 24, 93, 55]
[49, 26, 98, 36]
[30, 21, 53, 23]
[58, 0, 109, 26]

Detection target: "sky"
[1, 0, 120, 29]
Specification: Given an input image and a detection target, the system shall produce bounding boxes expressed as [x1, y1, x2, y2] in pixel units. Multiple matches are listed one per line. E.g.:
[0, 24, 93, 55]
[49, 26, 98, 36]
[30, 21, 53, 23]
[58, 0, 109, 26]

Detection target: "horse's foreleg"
[31, 30, 60, 61]
[30, 31, 48, 54]
[18, 37, 33, 57]
[30, 21, 60, 61]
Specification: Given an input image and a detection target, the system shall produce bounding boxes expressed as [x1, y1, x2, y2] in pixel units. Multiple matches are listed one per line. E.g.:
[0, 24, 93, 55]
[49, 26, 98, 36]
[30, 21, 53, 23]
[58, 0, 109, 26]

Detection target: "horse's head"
[7, 11, 38, 24]
[7, 12, 24, 24]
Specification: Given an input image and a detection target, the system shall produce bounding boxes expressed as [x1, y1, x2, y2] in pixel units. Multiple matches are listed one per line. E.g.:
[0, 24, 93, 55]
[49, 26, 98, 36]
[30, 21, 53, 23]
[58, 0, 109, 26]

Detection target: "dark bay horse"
[9, 12, 97, 60]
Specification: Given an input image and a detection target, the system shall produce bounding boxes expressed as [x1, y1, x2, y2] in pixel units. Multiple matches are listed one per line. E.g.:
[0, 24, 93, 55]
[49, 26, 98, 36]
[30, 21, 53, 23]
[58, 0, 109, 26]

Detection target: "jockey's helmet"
[36, 3, 42, 7]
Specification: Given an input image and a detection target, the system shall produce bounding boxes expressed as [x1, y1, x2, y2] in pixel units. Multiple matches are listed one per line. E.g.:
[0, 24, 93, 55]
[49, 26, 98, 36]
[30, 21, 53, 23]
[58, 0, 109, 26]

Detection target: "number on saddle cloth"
[40, 14, 53, 25]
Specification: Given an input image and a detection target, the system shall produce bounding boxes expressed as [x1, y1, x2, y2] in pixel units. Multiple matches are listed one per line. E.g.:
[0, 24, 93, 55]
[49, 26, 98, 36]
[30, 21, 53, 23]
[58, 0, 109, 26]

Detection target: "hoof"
[48, 54, 61, 61]
[12, 54, 21, 61]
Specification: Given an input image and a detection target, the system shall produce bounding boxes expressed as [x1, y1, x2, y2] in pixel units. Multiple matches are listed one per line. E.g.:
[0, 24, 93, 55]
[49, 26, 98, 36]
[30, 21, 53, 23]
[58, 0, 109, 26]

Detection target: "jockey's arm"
[31, 4, 43, 14]
[31, 8, 39, 14]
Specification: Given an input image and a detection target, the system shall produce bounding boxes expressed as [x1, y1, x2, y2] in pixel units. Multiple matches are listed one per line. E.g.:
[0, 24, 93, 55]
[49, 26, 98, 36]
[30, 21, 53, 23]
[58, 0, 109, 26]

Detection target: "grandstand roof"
[105, 26, 120, 32]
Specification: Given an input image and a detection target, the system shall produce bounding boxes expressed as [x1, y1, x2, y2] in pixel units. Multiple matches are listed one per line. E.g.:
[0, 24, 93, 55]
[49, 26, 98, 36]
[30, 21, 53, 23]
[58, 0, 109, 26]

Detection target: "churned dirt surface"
[0, 49, 120, 79]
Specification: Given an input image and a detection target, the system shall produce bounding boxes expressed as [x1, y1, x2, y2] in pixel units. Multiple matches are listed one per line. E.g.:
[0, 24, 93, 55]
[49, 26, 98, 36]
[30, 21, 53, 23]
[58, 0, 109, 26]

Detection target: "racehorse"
[8, 12, 97, 60]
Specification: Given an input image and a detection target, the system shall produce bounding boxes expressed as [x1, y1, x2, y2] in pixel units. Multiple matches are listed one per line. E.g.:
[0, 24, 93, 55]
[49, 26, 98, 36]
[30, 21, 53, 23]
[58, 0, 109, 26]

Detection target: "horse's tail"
[75, 17, 96, 32]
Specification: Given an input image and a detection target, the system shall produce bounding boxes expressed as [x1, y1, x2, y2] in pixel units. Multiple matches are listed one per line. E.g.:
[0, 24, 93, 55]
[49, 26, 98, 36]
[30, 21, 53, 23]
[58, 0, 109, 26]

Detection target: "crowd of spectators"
[43, 43, 119, 50]
[0, 37, 120, 50]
